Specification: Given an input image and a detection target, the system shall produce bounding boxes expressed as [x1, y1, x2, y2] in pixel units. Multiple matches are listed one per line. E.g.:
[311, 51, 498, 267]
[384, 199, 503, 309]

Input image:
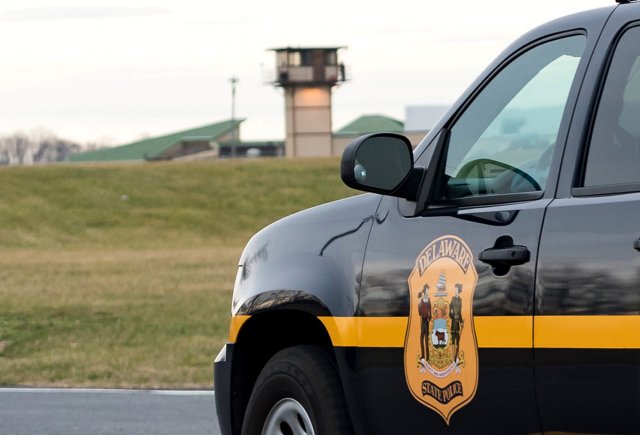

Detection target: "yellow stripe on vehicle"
[227, 314, 640, 349]
[474, 316, 533, 348]
[228, 315, 250, 342]
[319, 316, 533, 348]
[319, 316, 407, 348]
[534, 315, 640, 349]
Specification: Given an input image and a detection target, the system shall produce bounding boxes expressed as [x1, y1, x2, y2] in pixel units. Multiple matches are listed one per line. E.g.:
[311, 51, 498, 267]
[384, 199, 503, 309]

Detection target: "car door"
[350, 32, 592, 434]
[535, 6, 640, 434]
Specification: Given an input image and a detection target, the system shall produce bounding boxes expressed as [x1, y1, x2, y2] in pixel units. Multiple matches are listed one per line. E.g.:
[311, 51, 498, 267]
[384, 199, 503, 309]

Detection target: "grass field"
[0, 158, 354, 387]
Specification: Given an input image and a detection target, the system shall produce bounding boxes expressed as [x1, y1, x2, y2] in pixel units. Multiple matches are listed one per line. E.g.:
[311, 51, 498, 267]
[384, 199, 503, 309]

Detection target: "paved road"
[0, 388, 221, 435]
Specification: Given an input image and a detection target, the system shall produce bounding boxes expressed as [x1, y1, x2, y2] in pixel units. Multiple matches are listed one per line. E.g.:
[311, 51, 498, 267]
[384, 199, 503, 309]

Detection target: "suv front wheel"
[241, 345, 353, 435]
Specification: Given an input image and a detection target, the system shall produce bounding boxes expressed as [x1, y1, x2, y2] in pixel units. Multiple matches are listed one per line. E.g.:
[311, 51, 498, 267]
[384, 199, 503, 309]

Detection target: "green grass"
[0, 158, 354, 387]
[0, 159, 352, 250]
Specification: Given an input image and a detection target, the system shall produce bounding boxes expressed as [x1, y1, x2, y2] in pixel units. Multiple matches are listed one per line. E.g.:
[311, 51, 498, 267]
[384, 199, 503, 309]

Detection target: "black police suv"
[215, 2, 640, 434]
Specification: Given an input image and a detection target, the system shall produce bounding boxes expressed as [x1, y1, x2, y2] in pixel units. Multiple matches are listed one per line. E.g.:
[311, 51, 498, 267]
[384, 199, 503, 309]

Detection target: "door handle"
[634, 238, 640, 251]
[479, 245, 530, 267]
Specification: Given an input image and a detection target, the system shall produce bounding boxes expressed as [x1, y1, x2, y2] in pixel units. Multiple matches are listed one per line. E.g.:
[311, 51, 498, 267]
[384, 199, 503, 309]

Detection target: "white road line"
[150, 390, 214, 396]
[0, 388, 214, 396]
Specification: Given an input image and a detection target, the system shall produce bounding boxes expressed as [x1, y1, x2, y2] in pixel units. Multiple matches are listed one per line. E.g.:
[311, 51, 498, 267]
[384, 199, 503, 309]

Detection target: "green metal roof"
[335, 114, 404, 136]
[69, 119, 244, 162]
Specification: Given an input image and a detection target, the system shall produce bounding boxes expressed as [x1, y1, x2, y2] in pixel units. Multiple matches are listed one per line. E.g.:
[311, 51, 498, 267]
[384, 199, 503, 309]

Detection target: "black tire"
[241, 345, 353, 435]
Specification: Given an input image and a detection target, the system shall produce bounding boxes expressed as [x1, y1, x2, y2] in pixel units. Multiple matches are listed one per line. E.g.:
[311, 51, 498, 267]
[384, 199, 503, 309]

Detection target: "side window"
[583, 26, 640, 189]
[441, 35, 586, 201]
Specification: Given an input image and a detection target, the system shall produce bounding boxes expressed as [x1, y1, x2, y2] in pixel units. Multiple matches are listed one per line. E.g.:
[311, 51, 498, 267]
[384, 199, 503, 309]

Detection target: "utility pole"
[230, 77, 238, 121]
[229, 77, 239, 157]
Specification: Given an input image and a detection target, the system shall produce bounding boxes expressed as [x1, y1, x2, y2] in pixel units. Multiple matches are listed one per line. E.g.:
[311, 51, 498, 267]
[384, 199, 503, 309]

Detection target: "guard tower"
[270, 47, 347, 157]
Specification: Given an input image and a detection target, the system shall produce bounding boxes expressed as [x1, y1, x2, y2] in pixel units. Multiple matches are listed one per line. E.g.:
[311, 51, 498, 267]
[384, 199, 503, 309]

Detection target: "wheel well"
[229, 309, 334, 434]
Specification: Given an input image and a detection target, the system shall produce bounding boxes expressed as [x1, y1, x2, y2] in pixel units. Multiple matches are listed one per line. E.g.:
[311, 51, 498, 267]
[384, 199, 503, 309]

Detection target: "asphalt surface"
[0, 388, 221, 435]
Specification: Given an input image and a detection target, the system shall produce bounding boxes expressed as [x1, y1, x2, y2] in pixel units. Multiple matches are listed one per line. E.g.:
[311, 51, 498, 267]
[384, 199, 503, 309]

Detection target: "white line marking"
[0, 388, 214, 396]
[151, 390, 214, 396]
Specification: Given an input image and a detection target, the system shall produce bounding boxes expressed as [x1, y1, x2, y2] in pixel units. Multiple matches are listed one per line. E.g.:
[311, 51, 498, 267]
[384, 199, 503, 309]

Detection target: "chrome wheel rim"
[261, 398, 315, 435]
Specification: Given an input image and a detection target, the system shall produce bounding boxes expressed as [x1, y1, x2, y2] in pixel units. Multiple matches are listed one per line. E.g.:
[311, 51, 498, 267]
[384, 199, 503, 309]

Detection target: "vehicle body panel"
[232, 193, 380, 318]
[535, 5, 640, 432]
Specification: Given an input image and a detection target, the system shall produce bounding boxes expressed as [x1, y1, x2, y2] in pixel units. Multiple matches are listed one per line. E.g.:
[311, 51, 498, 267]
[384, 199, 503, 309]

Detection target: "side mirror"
[341, 133, 422, 200]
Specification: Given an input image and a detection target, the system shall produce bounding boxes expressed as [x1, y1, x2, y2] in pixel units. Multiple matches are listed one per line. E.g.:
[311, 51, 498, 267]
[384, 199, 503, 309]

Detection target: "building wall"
[152, 140, 216, 160]
[285, 87, 333, 157]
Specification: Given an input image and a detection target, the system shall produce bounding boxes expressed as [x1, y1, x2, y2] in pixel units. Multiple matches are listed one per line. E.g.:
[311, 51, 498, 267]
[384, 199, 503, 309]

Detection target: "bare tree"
[0, 130, 83, 165]
[0, 132, 34, 165]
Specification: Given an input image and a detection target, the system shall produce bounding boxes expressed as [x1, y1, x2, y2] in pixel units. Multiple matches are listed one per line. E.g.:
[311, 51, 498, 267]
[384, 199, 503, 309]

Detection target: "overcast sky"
[0, 0, 609, 146]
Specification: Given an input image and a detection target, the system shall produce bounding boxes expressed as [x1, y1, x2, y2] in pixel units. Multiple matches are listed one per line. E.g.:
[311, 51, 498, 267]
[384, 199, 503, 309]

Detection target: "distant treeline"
[0, 130, 95, 165]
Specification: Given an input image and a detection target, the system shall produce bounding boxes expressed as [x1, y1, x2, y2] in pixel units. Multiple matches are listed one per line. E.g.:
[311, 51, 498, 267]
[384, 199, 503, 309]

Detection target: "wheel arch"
[229, 308, 338, 434]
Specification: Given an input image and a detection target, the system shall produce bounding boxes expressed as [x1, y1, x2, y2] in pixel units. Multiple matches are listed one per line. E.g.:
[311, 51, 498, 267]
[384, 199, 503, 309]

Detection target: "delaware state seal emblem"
[404, 235, 479, 424]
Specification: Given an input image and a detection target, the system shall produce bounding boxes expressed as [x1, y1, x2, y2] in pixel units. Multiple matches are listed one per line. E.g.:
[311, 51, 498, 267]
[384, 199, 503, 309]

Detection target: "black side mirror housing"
[340, 133, 424, 201]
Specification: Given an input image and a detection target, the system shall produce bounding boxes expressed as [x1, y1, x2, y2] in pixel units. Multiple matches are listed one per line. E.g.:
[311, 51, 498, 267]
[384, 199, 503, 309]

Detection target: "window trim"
[574, 22, 640, 197]
[573, 182, 640, 197]
[429, 191, 542, 210]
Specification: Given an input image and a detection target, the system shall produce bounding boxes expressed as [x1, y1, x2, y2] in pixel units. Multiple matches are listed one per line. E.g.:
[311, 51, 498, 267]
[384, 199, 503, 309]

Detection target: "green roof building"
[68, 113, 425, 163]
[69, 119, 244, 163]
[334, 114, 404, 136]
[332, 114, 426, 156]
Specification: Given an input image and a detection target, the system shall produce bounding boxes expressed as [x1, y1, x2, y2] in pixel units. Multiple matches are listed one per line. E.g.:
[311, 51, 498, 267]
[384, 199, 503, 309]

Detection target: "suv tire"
[241, 345, 353, 435]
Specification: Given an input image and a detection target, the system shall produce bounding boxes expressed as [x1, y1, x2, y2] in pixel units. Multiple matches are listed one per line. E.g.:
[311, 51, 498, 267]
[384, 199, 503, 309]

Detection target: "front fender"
[235, 253, 353, 317]
[231, 194, 381, 318]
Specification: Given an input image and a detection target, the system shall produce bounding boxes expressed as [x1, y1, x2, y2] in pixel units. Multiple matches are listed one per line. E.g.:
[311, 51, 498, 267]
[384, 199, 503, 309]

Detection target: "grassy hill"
[0, 158, 355, 387]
